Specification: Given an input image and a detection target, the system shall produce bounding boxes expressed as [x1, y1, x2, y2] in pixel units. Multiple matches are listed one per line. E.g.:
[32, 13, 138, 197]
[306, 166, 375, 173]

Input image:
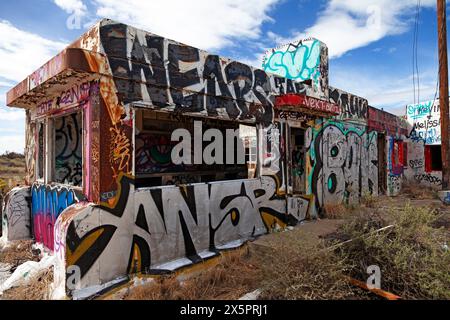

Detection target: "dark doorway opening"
[425, 145, 442, 172]
[289, 127, 306, 194]
[377, 133, 387, 194]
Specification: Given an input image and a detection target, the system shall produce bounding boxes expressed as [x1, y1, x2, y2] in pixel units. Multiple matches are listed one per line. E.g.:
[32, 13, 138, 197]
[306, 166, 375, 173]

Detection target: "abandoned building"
[2, 19, 411, 298]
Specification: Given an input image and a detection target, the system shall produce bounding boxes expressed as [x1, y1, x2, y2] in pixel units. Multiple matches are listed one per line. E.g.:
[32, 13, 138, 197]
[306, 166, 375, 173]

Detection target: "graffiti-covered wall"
[31, 183, 85, 250]
[404, 100, 442, 189]
[407, 100, 441, 145]
[330, 86, 368, 124]
[262, 38, 328, 99]
[305, 119, 378, 213]
[368, 106, 408, 196]
[1, 186, 31, 241]
[53, 175, 288, 295]
[74, 20, 324, 126]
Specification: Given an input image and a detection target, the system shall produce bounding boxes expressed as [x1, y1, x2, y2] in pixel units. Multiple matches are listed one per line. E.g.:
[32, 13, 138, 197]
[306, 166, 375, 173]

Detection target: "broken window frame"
[51, 110, 84, 187]
[36, 120, 46, 182]
[33, 109, 84, 188]
[133, 107, 258, 188]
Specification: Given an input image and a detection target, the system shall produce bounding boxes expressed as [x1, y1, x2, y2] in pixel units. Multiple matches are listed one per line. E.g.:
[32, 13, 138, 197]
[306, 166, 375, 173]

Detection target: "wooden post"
[437, 0, 450, 189]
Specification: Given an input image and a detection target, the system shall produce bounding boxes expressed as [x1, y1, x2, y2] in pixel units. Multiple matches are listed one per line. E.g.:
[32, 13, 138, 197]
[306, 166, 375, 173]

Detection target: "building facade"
[2, 19, 408, 298]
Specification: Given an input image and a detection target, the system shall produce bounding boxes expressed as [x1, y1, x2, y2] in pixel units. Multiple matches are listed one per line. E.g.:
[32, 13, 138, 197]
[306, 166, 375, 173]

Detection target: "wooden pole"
[437, 0, 450, 189]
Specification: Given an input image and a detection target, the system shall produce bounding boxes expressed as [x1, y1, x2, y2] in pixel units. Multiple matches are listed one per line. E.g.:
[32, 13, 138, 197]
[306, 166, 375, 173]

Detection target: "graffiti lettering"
[31, 183, 85, 250]
[414, 174, 442, 185]
[99, 23, 331, 126]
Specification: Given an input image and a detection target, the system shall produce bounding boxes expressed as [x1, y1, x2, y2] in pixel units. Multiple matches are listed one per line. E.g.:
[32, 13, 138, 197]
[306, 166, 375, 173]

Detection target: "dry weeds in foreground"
[124, 248, 261, 300]
[1, 268, 53, 300]
[0, 240, 39, 266]
[0, 240, 51, 300]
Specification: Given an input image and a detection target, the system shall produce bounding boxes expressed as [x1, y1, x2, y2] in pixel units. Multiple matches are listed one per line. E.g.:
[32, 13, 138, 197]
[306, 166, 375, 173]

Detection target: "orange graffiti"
[110, 126, 131, 179]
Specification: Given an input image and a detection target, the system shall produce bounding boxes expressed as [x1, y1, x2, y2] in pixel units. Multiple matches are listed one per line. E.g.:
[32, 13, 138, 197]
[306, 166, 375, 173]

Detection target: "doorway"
[289, 127, 306, 194]
[377, 133, 387, 194]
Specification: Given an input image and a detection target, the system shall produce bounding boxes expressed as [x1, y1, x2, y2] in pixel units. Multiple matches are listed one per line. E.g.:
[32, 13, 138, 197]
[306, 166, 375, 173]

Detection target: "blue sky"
[0, 0, 445, 153]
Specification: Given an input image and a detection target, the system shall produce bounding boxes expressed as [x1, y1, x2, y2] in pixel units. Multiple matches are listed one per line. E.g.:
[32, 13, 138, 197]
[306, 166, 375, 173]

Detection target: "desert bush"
[322, 203, 351, 219]
[1, 152, 24, 160]
[1, 267, 53, 300]
[361, 191, 376, 208]
[124, 248, 260, 300]
[335, 202, 450, 299]
[256, 232, 365, 300]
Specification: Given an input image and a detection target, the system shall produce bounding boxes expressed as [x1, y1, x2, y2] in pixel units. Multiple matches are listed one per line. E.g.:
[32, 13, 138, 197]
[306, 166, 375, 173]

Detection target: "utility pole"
[437, 0, 450, 190]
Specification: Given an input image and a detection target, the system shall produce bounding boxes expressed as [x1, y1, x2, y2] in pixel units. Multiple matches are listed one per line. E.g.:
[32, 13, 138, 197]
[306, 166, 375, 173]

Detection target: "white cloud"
[236, 53, 266, 69]
[273, 0, 435, 58]
[92, 0, 281, 50]
[330, 65, 438, 114]
[0, 20, 67, 82]
[0, 134, 25, 154]
[0, 80, 14, 87]
[54, 0, 87, 16]
[0, 107, 25, 122]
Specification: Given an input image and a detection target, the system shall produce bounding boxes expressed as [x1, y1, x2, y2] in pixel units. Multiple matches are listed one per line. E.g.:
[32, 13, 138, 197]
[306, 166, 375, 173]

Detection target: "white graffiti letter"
[171, 128, 192, 165]
[203, 128, 223, 165]
[66, 265, 81, 290]
[366, 264, 381, 290]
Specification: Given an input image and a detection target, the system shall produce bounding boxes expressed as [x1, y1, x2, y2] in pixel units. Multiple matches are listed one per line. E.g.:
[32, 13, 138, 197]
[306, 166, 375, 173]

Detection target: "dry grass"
[361, 191, 377, 208]
[322, 204, 347, 219]
[0, 240, 40, 267]
[256, 232, 369, 300]
[0, 240, 52, 301]
[1, 267, 53, 300]
[124, 248, 261, 300]
[334, 203, 450, 299]
[401, 182, 438, 200]
[124, 236, 373, 300]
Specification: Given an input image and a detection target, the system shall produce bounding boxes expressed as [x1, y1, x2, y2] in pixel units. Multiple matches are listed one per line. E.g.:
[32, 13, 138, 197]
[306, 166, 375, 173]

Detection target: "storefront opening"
[134, 109, 256, 188]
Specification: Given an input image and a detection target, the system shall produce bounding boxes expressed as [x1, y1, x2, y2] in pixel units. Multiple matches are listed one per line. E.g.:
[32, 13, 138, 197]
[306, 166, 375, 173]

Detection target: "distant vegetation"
[0, 151, 25, 159]
[0, 151, 25, 194]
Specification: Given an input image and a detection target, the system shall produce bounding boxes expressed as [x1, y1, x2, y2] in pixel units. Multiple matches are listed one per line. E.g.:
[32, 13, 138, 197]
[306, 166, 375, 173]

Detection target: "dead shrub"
[361, 191, 376, 208]
[255, 232, 365, 300]
[335, 202, 450, 299]
[1, 267, 53, 300]
[323, 204, 348, 219]
[0, 240, 40, 267]
[124, 248, 261, 300]
[401, 182, 438, 200]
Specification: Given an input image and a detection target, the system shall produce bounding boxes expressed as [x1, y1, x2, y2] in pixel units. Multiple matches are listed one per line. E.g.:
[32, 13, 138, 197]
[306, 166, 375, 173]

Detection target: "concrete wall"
[1, 186, 31, 241]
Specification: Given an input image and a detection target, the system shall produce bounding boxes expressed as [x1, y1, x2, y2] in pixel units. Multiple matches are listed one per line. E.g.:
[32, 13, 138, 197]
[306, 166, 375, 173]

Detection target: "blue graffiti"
[407, 101, 436, 120]
[31, 184, 83, 250]
[263, 40, 321, 83]
[444, 193, 450, 205]
[409, 127, 441, 144]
